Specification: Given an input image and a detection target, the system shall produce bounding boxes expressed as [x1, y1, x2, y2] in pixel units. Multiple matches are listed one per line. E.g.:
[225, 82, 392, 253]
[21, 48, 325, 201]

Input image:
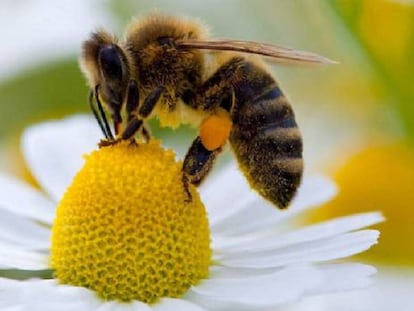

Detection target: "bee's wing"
[176, 39, 336, 65]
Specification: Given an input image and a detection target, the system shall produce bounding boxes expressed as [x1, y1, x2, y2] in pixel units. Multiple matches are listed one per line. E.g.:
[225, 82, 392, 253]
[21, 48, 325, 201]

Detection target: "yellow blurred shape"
[359, 0, 414, 71]
[305, 142, 414, 266]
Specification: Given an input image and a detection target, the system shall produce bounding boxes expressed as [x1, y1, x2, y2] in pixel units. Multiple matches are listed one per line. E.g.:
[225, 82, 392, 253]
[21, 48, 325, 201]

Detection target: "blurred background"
[0, 0, 413, 310]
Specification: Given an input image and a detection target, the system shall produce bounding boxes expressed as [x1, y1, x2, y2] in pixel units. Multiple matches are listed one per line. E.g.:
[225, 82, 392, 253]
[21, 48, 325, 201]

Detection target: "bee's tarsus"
[98, 138, 120, 148]
[141, 125, 151, 143]
[128, 138, 138, 147]
[182, 175, 193, 203]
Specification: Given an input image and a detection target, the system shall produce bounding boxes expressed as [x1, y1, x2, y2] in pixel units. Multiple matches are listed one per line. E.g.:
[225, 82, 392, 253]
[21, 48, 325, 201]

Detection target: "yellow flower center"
[50, 141, 211, 303]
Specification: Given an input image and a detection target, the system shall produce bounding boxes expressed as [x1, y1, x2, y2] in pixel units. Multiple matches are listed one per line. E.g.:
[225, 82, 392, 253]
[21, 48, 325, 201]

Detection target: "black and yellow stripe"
[229, 59, 303, 208]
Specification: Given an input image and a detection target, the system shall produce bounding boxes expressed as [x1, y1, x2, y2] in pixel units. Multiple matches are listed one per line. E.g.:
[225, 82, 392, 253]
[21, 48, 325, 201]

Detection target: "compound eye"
[99, 45, 124, 81]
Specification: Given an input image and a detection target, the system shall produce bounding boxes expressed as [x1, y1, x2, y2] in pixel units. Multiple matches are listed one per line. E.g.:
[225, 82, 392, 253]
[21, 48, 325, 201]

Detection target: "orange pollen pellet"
[200, 110, 233, 151]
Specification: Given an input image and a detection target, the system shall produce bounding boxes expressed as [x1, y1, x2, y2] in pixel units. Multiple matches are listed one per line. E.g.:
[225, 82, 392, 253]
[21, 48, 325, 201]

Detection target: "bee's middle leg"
[121, 82, 164, 141]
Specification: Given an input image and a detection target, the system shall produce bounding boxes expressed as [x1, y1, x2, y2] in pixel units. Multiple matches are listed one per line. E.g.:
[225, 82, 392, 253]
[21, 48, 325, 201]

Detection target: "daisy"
[0, 115, 383, 310]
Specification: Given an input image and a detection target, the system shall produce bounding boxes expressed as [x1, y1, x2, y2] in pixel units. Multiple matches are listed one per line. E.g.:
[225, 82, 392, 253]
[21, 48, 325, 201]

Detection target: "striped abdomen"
[229, 61, 303, 208]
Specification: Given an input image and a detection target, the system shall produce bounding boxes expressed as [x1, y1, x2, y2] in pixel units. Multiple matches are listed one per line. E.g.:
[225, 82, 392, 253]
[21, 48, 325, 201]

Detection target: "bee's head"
[80, 30, 131, 116]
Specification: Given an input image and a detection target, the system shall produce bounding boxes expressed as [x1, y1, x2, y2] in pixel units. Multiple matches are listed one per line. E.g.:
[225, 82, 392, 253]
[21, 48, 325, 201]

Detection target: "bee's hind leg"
[182, 136, 222, 202]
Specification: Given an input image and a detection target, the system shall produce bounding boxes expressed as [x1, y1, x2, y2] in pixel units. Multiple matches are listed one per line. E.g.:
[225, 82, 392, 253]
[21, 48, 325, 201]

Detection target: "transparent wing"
[176, 39, 336, 65]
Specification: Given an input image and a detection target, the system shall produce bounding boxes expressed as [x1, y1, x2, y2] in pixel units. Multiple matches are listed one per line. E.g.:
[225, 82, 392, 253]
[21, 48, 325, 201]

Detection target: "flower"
[305, 142, 414, 266]
[0, 115, 383, 310]
[296, 142, 414, 311]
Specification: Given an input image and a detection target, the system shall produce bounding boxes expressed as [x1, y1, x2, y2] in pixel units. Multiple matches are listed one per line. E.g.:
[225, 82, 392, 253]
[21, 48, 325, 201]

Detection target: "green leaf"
[0, 59, 89, 138]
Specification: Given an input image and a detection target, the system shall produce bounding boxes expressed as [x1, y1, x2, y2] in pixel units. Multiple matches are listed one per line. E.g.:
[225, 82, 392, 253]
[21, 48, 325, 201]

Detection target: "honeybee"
[80, 13, 334, 209]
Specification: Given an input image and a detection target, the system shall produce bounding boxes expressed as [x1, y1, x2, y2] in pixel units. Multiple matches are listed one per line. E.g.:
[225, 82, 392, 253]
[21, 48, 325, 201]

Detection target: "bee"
[80, 13, 334, 209]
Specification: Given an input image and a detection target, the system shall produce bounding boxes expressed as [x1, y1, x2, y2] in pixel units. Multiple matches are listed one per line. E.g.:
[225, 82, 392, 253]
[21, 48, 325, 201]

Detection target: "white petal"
[192, 264, 376, 310]
[0, 279, 101, 311]
[208, 265, 276, 279]
[309, 263, 377, 293]
[98, 301, 151, 311]
[210, 174, 337, 236]
[218, 230, 379, 268]
[188, 263, 377, 310]
[1, 307, 23, 311]
[201, 164, 259, 227]
[187, 264, 323, 310]
[0, 174, 55, 224]
[22, 115, 101, 201]
[213, 212, 384, 253]
[153, 298, 207, 311]
[290, 267, 414, 311]
[0, 247, 49, 270]
[29, 302, 100, 311]
[0, 208, 50, 250]
[125, 302, 153, 311]
[0, 279, 152, 311]
[96, 302, 120, 311]
[0, 277, 20, 287]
